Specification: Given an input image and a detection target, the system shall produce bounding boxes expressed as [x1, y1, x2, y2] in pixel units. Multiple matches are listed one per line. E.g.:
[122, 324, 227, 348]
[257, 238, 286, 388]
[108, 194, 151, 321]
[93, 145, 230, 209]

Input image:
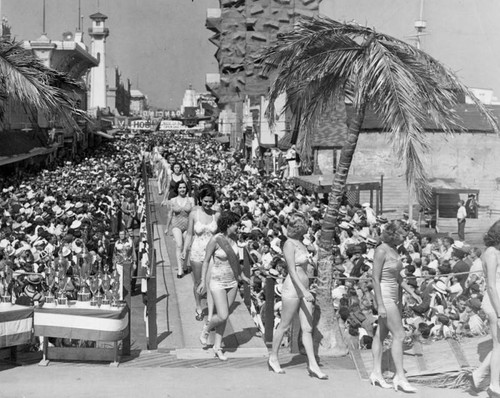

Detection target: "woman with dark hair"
[470, 220, 500, 396]
[197, 211, 250, 360]
[370, 221, 421, 391]
[267, 213, 327, 380]
[164, 181, 195, 278]
[182, 184, 219, 321]
[165, 162, 189, 201]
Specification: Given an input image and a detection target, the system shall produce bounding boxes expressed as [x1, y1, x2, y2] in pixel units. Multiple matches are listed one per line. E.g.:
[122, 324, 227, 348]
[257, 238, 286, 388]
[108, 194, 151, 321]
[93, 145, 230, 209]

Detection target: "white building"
[88, 12, 109, 109]
[130, 89, 148, 115]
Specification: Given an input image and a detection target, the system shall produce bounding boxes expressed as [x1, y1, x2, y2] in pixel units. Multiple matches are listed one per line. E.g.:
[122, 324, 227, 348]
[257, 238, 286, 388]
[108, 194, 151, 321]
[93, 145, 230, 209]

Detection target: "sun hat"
[433, 280, 447, 294]
[452, 241, 465, 250]
[70, 220, 82, 230]
[361, 202, 370, 208]
[61, 246, 71, 257]
[366, 238, 377, 246]
[339, 221, 352, 230]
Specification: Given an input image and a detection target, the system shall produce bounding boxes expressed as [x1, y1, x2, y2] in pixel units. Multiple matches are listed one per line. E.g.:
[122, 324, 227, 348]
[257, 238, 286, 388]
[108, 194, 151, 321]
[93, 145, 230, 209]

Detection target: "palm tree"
[260, 16, 499, 355]
[0, 38, 85, 126]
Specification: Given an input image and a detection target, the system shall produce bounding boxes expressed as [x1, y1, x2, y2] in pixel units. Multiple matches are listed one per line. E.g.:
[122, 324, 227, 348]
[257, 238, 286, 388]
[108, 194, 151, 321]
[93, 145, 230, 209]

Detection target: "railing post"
[122, 261, 131, 356]
[242, 249, 251, 308]
[264, 276, 275, 345]
[142, 160, 158, 350]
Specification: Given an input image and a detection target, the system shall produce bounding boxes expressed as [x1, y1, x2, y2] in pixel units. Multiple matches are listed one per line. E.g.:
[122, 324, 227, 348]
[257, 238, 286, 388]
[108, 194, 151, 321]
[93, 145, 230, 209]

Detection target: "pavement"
[0, 178, 494, 397]
[0, 361, 488, 398]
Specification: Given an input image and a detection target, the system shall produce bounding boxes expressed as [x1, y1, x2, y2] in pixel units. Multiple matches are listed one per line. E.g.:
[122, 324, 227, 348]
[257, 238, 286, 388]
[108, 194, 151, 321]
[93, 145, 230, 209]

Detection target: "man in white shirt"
[457, 200, 467, 241]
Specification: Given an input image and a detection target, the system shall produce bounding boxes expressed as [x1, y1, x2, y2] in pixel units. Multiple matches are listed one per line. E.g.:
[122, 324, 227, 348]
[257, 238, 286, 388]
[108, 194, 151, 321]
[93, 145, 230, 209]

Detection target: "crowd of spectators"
[0, 130, 489, 353]
[150, 133, 489, 351]
[0, 139, 149, 311]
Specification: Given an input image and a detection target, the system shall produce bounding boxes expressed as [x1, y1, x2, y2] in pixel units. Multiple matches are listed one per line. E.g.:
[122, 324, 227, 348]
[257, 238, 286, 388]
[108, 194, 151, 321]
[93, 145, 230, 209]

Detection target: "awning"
[94, 131, 114, 140]
[429, 178, 479, 195]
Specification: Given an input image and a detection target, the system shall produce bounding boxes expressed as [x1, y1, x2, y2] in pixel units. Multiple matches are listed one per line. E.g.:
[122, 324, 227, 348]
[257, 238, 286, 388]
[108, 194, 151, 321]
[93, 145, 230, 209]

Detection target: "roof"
[346, 104, 500, 133]
[429, 178, 480, 195]
[89, 12, 108, 20]
[281, 102, 500, 150]
[311, 101, 348, 147]
[130, 89, 145, 98]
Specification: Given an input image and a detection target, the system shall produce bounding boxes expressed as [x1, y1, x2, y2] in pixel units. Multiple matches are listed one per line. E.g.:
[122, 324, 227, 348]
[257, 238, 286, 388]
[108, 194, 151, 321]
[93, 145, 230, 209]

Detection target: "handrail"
[142, 159, 158, 350]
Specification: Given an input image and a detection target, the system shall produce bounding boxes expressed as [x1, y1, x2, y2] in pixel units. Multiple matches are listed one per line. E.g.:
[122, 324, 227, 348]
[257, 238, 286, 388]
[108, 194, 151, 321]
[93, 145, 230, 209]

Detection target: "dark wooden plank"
[46, 347, 118, 362]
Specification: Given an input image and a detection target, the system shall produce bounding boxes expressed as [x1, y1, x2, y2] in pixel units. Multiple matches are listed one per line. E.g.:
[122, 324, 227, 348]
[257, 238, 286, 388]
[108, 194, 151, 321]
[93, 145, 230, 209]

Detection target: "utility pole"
[409, 0, 427, 227]
[42, 0, 46, 35]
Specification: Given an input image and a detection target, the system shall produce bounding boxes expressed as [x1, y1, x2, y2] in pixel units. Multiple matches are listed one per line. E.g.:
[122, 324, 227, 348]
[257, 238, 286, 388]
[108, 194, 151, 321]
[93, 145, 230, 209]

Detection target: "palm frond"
[0, 38, 85, 127]
[258, 15, 499, 205]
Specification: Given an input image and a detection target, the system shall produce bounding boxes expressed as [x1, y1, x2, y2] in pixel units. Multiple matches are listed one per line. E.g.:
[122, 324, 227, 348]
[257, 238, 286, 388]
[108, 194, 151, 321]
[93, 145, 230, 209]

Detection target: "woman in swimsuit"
[182, 184, 219, 321]
[165, 181, 194, 278]
[166, 162, 189, 200]
[197, 211, 251, 361]
[370, 221, 421, 392]
[267, 213, 328, 380]
[471, 220, 500, 397]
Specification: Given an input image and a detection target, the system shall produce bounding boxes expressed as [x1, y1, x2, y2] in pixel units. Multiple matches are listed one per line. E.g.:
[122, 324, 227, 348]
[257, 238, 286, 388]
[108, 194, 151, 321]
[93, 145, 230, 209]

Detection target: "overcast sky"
[4, 0, 500, 109]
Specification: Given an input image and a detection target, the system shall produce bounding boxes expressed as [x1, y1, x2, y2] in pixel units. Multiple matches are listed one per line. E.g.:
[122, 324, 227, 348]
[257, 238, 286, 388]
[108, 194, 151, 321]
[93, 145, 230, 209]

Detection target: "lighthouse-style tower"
[88, 12, 109, 109]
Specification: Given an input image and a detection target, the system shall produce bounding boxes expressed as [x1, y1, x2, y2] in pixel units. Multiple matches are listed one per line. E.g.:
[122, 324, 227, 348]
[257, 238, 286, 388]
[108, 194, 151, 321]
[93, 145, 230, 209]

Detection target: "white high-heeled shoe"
[368, 373, 391, 389]
[393, 376, 417, 393]
[213, 348, 228, 361]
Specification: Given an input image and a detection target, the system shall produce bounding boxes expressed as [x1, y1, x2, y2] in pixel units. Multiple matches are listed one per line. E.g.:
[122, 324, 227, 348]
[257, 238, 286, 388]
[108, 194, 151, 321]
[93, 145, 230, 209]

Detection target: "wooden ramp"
[149, 179, 268, 360]
[350, 334, 491, 380]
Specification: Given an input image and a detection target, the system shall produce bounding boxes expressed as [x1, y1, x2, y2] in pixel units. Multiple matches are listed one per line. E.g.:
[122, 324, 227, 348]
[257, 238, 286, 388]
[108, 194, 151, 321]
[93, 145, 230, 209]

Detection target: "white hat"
[70, 220, 82, 229]
[362, 203, 370, 208]
[339, 221, 352, 230]
[452, 241, 464, 250]
[61, 246, 71, 257]
[434, 280, 447, 294]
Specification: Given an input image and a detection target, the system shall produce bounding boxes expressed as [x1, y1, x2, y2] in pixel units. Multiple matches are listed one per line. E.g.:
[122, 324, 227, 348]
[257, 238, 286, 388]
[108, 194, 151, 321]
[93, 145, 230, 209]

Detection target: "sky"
[4, 0, 500, 109]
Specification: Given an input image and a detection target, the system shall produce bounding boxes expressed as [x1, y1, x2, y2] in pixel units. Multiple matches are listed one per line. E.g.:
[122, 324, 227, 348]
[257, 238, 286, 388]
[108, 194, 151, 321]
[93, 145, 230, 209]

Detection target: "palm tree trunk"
[313, 103, 366, 355]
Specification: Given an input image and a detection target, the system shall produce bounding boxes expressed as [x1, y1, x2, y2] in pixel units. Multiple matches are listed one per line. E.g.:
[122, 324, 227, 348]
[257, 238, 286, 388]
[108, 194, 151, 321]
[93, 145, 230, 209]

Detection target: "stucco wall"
[317, 132, 500, 222]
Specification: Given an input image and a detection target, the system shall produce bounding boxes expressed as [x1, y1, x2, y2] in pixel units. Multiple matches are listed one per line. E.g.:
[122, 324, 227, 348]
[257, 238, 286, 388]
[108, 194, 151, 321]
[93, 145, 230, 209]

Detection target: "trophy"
[76, 256, 91, 304]
[89, 275, 99, 307]
[57, 269, 68, 306]
[101, 272, 111, 307]
[44, 266, 56, 305]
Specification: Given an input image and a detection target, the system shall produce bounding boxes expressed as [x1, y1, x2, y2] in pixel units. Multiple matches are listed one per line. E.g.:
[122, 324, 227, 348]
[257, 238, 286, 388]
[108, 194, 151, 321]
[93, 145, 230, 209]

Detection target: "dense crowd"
[149, 133, 488, 351]
[0, 131, 489, 353]
[0, 140, 149, 312]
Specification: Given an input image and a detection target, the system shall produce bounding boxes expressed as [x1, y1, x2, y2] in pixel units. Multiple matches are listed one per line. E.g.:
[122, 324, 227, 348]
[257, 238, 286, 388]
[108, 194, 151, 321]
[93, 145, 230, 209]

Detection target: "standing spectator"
[466, 194, 478, 219]
[457, 200, 467, 241]
[112, 229, 136, 300]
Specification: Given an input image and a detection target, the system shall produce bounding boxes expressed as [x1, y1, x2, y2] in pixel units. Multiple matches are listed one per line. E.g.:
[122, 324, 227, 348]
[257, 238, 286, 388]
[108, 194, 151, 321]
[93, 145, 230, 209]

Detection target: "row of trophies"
[0, 253, 123, 308]
[45, 257, 122, 308]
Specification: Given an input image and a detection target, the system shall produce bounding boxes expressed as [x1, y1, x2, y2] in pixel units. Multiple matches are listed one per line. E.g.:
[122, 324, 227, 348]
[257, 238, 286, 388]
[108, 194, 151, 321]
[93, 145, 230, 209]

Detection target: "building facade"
[206, 0, 320, 151]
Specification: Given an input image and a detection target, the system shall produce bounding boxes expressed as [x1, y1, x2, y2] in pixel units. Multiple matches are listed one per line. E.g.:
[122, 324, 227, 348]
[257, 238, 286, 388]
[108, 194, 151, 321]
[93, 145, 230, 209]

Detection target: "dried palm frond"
[408, 368, 480, 390]
[0, 38, 86, 128]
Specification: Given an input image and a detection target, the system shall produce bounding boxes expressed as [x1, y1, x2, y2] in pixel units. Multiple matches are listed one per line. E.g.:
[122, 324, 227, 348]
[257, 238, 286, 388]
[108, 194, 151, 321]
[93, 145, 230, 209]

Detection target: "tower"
[88, 12, 109, 109]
